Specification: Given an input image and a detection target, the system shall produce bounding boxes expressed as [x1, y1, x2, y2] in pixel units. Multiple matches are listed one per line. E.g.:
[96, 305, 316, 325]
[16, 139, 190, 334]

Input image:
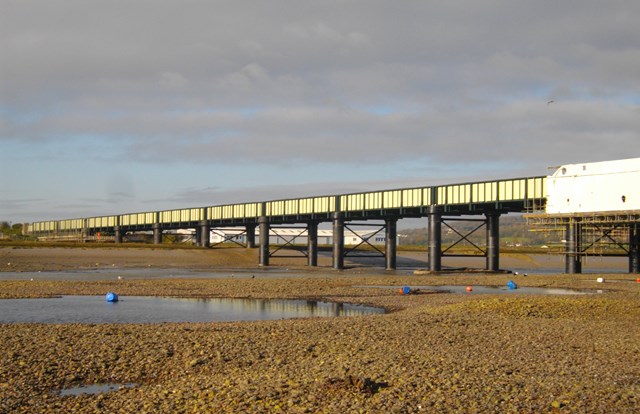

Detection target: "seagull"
[547, 100, 555, 105]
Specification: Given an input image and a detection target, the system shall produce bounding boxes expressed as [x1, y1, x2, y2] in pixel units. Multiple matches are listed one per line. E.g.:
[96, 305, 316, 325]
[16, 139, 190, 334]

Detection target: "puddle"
[58, 382, 136, 396]
[0, 296, 385, 324]
[358, 285, 598, 295]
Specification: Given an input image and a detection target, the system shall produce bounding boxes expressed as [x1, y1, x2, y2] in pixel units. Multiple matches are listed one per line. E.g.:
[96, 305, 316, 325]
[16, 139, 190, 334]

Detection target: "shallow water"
[57, 383, 136, 396]
[360, 285, 599, 295]
[0, 296, 385, 324]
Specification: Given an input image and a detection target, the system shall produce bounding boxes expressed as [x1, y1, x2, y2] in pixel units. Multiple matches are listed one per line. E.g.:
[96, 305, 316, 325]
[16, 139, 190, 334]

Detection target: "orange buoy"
[466, 286, 473, 292]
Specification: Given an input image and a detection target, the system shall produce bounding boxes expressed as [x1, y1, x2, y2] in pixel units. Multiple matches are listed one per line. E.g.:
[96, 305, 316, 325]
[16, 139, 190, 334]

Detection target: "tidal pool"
[0, 296, 385, 324]
[360, 285, 599, 295]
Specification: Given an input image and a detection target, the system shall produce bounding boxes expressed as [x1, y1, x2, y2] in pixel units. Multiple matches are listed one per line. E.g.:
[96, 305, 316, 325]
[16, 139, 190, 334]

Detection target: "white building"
[208, 227, 386, 246]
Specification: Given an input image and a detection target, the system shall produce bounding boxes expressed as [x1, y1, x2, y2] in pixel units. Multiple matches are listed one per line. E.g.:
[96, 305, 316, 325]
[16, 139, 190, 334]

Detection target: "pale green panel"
[313, 197, 328, 213]
[499, 181, 509, 200]
[436, 187, 446, 204]
[364, 192, 381, 210]
[383, 190, 402, 208]
[402, 188, 422, 207]
[220, 205, 231, 219]
[298, 198, 312, 214]
[343, 194, 360, 212]
[267, 201, 285, 216]
[423, 188, 432, 205]
[527, 177, 544, 198]
[246, 203, 259, 218]
[210, 206, 221, 220]
[231, 204, 244, 218]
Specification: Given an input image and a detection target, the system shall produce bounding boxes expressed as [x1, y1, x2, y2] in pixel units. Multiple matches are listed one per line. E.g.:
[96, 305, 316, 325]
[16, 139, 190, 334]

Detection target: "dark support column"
[565, 219, 582, 274]
[152, 223, 163, 245]
[246, 224, 256, 248]
[629, 223, 640, 273]
[195, 227, 202, 246]
[199, 221, 210, 248]
[428, 206, 442, 271]
[486, 212, 500, 271]
[332, 212, 345, 270]
[385, 218, 397, 270]
[307, 222, 318, 267]
[114, 227, 123, 244]
[258, 216, 270, 266]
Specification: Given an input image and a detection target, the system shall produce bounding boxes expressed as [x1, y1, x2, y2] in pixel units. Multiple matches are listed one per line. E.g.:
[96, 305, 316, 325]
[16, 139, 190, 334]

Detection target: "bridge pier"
[152, 223, 163, 245]
[564, 219, 582, 274]
[332, 212, 345, 270]
[629, 223, 640, 273]
[486, 212, 500, 271]
[246, 224, 256, 248]
[195, 227, 202, 246]
[307, 222, 318, 267]
[114, 226, 123, 244]
[385, 218, 397, 270]
[259, 216, 270, 266]
[199, 220, 210, 247]
[428, 206, 442, 271]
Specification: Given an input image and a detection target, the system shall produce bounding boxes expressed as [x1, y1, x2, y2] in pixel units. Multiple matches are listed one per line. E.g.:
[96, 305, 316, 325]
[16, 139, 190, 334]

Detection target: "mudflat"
[0, 246, 638, 413]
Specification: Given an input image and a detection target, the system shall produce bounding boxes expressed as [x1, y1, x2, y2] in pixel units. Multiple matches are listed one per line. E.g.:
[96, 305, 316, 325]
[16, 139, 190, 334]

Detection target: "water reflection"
[0, 296, 384, 324]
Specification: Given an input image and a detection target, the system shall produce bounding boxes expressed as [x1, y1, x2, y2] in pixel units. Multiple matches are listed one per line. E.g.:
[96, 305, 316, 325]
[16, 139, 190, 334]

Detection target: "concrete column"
[246, 224, 256, 248]
[385, 218, 397, 270]
[307, 222, 318, 267]
[195, 227, 202, 246]
[485, 211, 500, 271]
[114, 226, 123, 244]
[152, 223, 163, 245]
[428, 206, 442, 271]
[199, 221, 210, 248]
[332, 212, 345, 270]
[565, 219, 582, 274]
[258, 216, 270, 266]
[629, 223, 640, 273]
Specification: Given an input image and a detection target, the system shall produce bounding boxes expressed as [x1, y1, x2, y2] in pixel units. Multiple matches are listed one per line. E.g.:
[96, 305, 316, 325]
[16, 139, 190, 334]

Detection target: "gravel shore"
[1, 246, 638, 413]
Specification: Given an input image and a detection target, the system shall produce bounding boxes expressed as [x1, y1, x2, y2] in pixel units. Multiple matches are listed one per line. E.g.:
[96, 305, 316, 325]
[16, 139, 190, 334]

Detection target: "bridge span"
[26, 157, 640, 274]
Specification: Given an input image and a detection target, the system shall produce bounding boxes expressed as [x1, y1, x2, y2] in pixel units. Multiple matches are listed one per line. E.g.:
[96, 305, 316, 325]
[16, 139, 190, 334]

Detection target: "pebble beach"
[1, 246, 639, 413]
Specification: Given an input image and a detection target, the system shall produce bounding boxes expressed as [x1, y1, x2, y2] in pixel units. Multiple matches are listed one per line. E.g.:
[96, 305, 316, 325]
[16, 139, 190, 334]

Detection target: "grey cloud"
[2, 1, 639, 194]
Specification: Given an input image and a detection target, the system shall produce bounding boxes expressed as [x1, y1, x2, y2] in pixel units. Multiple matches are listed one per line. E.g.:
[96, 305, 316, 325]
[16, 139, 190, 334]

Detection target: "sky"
[1, 0, 639, 224]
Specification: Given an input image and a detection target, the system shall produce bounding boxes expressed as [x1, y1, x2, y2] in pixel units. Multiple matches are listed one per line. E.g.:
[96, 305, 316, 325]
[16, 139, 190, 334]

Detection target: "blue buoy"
[401, 286, 411, 295]
[106, 292, 119, 302]
[507, 280, 518, 290]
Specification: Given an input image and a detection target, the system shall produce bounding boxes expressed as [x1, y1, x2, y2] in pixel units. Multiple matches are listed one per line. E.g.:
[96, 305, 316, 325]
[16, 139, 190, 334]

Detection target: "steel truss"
[343, 222, 386, 258]
[268, 226, 309, 258]
[210, 228, 247, 248]
[441, 217, 488, 258]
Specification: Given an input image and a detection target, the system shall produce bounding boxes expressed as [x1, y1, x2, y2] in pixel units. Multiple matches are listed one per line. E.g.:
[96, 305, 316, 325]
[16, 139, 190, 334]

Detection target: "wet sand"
[0, 246, 638, 413]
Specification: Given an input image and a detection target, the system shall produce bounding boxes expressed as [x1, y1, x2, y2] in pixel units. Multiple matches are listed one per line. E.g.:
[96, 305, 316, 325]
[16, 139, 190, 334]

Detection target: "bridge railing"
[26, 176, 546, 235]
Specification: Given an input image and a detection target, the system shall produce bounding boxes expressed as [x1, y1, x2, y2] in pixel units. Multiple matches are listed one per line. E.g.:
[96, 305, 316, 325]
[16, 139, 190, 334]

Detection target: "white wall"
[546, 157, 640, 214]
